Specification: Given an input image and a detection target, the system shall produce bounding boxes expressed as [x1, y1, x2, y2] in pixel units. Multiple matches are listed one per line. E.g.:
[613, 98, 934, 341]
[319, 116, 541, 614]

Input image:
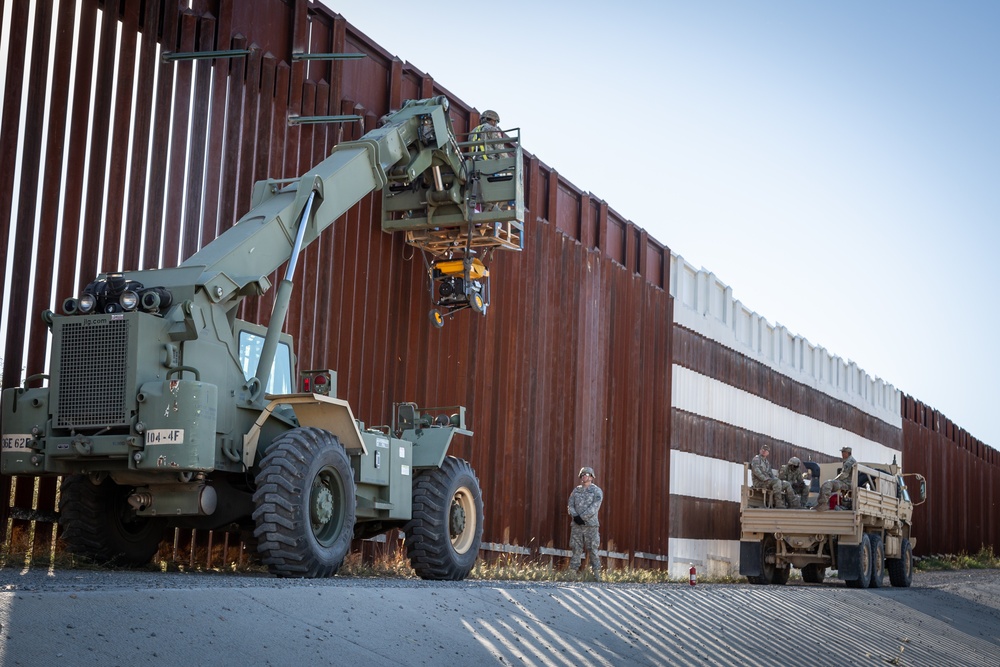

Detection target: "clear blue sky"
[335, 1, 1000, 449]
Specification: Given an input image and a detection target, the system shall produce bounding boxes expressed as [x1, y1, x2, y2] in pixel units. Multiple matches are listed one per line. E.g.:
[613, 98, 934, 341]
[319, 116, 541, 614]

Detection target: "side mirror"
[902, 473, 927, 506]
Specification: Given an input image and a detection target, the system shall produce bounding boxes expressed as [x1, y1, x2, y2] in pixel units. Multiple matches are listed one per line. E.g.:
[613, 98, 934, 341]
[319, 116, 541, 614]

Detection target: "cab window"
[238, 331, 293, 394]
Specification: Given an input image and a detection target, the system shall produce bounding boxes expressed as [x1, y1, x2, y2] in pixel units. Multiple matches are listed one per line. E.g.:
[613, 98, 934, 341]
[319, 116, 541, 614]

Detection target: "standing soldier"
[567, 466, 603, 580]
[750, 444, 799, 508]
[779, 457, 810, 507]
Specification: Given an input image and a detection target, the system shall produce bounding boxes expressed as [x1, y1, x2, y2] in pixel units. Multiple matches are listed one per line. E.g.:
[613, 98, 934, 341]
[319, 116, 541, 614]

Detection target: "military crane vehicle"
[1, 96, 523, 579]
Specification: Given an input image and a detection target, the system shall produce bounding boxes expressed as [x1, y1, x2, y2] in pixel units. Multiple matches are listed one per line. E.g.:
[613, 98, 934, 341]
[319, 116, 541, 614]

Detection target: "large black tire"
[887, 538, 914, 587]
[802, 563, 827, 584]
[404, 456, 484, 580]
[252, 427, 356, 578]
[58, 475, 165, 567]
[748, 535, 787, 585]
[845, 533, 873, 589]
[869, 533, 886, 588]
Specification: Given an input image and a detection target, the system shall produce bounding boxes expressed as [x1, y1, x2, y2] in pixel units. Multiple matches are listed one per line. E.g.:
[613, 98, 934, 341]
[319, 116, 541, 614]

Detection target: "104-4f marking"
[146, 429, 184, 445]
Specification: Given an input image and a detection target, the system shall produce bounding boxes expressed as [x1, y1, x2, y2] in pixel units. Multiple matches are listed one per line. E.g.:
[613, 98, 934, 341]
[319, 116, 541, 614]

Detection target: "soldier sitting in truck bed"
[779, 457, 809, 507]
[815, 446, 857, 511]
[751, 444, 800, 508]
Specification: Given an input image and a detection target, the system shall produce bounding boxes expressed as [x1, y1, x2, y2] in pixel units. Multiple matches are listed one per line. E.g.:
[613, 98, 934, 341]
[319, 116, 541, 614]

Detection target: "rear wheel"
[801, 563, 827, 584]
[253, 427, 356, 578]
[869, 533, 886, 588]
[59, 475, 165, 567]
[887, 538, 914, 587]
[845, 533, 873, 588]
[405, 457, 484, 580]
[749, 535, 787, 585]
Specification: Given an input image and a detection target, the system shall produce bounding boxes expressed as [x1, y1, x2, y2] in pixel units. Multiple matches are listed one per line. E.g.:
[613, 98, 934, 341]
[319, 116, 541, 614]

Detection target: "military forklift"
[1, 96, 523, 579]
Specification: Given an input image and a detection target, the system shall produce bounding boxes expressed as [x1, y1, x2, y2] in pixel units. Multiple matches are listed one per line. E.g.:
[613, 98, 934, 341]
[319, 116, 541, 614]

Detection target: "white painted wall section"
[670, 252, 902, 429]
[668, 538, 740, 579]
[673, 365, 902, 466]
[669, 450, 744, 503]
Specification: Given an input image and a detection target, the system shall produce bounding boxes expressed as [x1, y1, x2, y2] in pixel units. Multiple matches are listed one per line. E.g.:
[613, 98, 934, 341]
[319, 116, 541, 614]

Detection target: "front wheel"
[59, 475, 165, 567]
[887, 538, 914, 587]
[801, 563, 827, 584]
[252, 427, 356, 578]
[404, 457, 484, 580]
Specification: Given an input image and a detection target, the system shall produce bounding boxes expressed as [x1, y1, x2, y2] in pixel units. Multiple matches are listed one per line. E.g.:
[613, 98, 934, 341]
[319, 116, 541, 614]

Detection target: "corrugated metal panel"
[672, 365, 900, 464]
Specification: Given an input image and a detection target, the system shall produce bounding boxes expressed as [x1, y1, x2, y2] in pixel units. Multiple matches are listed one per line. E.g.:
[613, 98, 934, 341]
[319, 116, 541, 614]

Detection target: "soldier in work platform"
[469, 109, 511, 159]
[779, 456, 810, 507]
[750, 444, 799, 508]
[567, 466, 603, 579]
[815, 446, 858, 511]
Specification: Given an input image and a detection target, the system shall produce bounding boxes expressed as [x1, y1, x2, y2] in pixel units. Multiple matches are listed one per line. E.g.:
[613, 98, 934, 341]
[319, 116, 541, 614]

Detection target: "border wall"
[668, 254, 903, 576]
[1, 0, 998, 572]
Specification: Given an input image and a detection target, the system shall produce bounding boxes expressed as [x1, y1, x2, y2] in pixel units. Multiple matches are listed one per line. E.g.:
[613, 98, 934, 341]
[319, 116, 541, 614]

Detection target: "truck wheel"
[58, 475, 164, 567]
[802, 563, 827, 584]
[887, 538, 913, 587]
[252, 427, 356, 578]
[869, 533, 886, 588]
[750, 535, 786, 585]
[845, 533, 873, 588]
[405, 456, 484, 580]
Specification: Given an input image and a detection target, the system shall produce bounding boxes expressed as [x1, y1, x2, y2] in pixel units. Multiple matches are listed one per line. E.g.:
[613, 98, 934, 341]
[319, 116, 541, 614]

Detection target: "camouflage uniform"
[470, 111, 511, 159]
[779, 461, 809, 507]
[751, 454, 799, 508]
[816, 450, 858, 511]
[567, 478, 603, 576]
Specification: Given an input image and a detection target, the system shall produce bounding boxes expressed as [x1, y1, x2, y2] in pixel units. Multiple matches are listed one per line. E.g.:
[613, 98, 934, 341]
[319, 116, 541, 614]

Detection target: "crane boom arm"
[178, 97, 464, 309]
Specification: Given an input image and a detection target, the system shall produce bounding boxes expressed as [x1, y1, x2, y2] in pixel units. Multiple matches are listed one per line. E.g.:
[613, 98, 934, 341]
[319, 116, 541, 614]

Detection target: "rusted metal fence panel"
[903, 395, 997, 555]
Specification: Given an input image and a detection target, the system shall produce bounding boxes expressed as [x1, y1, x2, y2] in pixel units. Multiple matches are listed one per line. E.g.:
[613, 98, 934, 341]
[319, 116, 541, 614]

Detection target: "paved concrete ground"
[0, 569, 998, 666]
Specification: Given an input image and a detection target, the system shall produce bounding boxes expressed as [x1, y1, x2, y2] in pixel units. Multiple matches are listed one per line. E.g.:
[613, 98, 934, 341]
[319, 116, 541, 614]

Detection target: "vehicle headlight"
[120, 290, 139, 311]
[78, 294, 96, 314]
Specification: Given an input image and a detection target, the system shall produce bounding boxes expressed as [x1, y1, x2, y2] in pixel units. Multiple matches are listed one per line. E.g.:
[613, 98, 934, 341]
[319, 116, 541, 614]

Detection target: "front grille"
[55, 318, 131, 429]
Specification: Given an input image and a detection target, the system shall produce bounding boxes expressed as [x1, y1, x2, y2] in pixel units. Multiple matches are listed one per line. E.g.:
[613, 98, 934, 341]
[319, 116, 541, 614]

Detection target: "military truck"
[739, 458, 926, 588]
[0, 97, 523, 579]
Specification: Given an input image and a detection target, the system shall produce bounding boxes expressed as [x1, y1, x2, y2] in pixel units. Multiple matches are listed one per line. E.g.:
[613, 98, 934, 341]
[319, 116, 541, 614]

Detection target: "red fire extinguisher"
[689, 564, 697, 586]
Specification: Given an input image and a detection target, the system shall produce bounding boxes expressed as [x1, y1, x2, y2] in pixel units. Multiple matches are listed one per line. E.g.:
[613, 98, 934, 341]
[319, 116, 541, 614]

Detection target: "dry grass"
[2, 536, 718, 583]
[915, 546, 1000, 571]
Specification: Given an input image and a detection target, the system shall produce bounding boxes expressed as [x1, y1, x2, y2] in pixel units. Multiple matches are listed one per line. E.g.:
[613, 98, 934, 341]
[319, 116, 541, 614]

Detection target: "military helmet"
[788, 457, 801, 467]
[481, 109, 500, 124]
[579, 466, 595, 479]
[841, 446, 853, 454]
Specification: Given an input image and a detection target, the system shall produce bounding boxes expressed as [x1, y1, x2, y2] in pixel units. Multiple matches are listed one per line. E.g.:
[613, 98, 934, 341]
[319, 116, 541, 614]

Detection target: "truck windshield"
[238, 331, 292, 394]
[897, 476, 911, 503]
